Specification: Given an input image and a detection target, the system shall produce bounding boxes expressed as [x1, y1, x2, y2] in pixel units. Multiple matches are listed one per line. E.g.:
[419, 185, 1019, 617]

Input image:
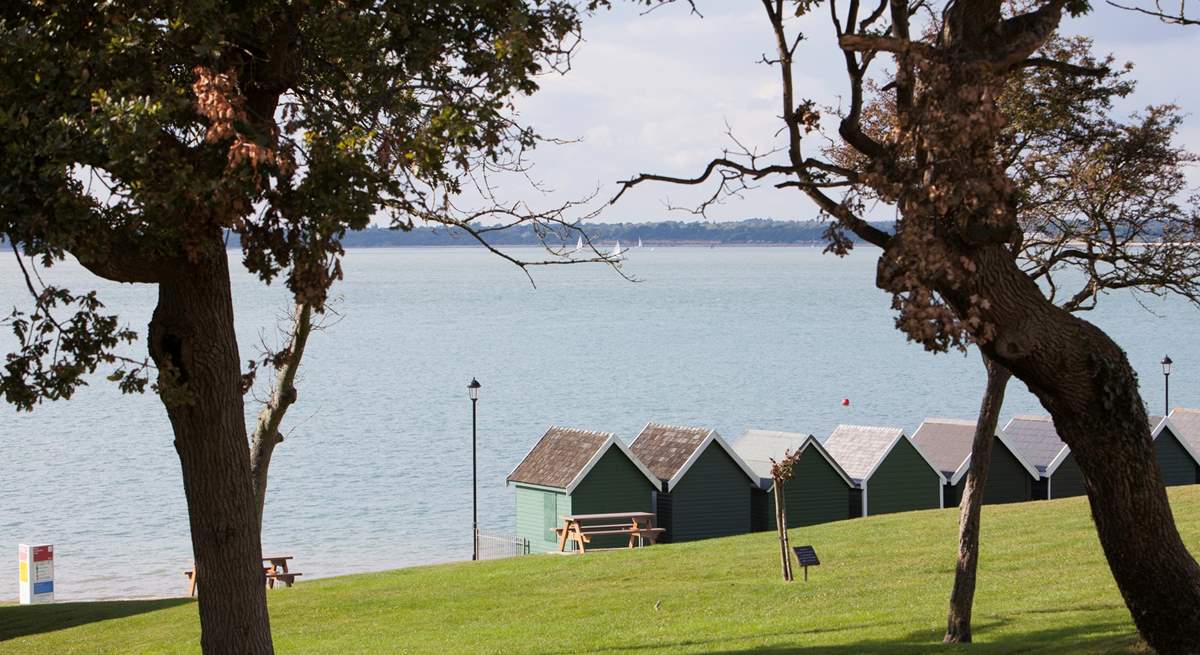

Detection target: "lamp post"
[1162, 356, 1173, 416]
[468, 377, 481, 561]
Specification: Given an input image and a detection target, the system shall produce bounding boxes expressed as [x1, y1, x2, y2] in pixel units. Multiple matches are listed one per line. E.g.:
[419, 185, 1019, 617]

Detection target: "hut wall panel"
[572, 448, 656, 548]
[1032, 477, 1049, 500]
[669, 444, 752, 542]
[750, 488, 770, 533]
[849, 488, 863, 518]
[515, 485, 571, 554]
[945, 482, 962, 508]
[866, 438, 942, 516]
[946, 442, 1034, 507]
[983, 441, 1034, 504]
[1049, 454, 1086, 498]
[1155, 429, 1197, 487]
[945, 443, 1035, 508]
[769, 449, 852, 529]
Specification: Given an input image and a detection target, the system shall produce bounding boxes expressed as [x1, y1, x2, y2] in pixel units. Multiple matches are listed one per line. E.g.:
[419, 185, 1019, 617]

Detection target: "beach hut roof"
[1165, 408, 1200, 453]
[1159, 410, 1200, 465]
[911, 418, 1039, 485]
[1000, 416, 1065, 476]
[823, 424, 943, 485]
[506, 426, 659, 493]
[1004, 414, 1175, 478]
[734, 429, 854, 489]
[630, 422, 758, 491]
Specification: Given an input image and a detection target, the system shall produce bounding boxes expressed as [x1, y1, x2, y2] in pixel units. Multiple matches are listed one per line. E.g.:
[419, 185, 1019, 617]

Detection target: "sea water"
[1, 246, 1196, 600]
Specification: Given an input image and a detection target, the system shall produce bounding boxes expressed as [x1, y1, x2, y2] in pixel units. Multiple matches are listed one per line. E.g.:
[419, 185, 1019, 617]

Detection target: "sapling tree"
[1, 2, 615, 652]
[615, 1, 1200, 651]
[770, 447, 803, 581]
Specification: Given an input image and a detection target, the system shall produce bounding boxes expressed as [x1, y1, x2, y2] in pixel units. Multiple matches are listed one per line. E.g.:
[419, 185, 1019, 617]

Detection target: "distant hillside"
[335, 219, 895, 248]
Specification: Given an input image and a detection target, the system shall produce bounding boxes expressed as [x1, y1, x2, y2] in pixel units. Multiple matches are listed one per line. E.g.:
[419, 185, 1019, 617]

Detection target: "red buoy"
[841, 398, 850, 406]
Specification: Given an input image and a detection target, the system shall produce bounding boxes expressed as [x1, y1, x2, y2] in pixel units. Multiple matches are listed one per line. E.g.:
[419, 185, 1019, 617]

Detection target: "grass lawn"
[6, 487, 1199, 654]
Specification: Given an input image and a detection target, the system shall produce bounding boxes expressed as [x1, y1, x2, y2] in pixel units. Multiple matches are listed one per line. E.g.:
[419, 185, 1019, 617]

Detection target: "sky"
[479, 1, 1200, 224]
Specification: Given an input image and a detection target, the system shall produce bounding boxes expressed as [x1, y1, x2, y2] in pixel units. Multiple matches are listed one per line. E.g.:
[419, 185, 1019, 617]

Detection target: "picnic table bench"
[184, 555, 302, 597]
[553, 512, 664, 553]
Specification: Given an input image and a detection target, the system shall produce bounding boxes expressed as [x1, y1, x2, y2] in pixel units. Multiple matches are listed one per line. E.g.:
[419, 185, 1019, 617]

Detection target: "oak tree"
[1, 2, 609, 652]
[831, 34, 1200, 641]
[617, 2, 1200, 651]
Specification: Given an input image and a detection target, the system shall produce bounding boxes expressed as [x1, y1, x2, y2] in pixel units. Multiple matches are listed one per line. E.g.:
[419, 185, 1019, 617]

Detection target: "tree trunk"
[149, 249, 273, 654]
[916, 244, 1200, 653]
[773, 478, 791, 581]
[780, 486, 793, 581]
[249, 302, 314, 534]
[945, 353, 1012, 643]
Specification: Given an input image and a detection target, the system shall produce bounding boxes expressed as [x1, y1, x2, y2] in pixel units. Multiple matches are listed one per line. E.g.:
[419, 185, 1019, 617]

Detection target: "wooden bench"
[184, 555, 302, 596]
[554, 512, 664, 553]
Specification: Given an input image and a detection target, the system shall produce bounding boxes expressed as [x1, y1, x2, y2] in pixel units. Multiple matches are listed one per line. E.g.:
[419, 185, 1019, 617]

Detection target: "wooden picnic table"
[184, 556, 302, 596]
[261, 555, 300, 589]
[553, 512, 665, 554]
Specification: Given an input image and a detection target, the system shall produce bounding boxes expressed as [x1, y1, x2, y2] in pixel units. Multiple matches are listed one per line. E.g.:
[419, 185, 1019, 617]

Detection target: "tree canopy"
[2, 3, 601, 652]
[2, 0, 588, 408]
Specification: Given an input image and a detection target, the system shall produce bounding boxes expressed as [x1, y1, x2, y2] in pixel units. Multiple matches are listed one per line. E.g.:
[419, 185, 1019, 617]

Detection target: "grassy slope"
[5, 487, 1199, 654]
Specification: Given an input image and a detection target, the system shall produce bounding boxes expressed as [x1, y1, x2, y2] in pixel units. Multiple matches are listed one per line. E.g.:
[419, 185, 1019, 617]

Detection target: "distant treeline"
[6, 218, 1177, 251]
[334, 218, 895, 248]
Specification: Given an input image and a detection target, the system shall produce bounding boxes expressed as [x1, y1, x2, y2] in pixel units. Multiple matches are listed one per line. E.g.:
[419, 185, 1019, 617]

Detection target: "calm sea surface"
[2, 246, 1197, 601]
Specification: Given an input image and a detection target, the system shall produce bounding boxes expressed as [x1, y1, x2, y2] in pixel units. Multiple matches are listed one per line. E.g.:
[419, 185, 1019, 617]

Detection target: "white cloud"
[484, 3, 1200, 224]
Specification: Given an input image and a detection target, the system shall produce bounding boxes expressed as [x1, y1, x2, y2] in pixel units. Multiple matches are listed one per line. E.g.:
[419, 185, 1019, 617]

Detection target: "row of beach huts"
[505, 408, 1200, 552]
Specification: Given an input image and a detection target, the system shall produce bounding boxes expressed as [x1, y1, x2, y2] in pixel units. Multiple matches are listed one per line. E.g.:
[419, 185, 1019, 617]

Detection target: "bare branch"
[1106, 0, 1200, 25]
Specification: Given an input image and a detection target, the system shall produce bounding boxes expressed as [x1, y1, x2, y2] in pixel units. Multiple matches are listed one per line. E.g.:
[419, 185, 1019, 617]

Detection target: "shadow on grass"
[540, 613, 1139, 655]
[0, 598, 192, 642]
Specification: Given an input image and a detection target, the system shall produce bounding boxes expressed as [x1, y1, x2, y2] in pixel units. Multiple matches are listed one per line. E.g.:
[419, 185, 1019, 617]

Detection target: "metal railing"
[475, 531, 530, 561]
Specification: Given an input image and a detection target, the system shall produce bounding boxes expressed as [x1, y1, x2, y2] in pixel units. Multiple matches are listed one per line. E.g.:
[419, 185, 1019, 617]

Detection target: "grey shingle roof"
[630, 423, 713, 481]
[823, 425, 905, 484]
[1167, 408, 1200, 455]
[733, 429, 814, 482]
[910, 418, 976, 478]
[1000, 416, 1064, 474]
[506, 427, 612, 489]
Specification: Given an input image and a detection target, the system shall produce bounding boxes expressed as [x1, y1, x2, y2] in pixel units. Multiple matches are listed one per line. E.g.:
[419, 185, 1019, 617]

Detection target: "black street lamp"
[468, 377, 481, 561]
[1162, 356, 1173, 416]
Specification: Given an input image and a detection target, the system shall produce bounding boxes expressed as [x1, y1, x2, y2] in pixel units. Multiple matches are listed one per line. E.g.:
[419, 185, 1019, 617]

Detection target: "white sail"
[575, 236, 583, 252]
[637, 238, 643, 248]
[612, 240, 623, 257]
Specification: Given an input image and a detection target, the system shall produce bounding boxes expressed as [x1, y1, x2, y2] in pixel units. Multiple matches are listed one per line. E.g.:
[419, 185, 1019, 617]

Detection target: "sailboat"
[637, 238, 643, 248]
[574, 236, 583, 252]
[611, 240, 624, 258]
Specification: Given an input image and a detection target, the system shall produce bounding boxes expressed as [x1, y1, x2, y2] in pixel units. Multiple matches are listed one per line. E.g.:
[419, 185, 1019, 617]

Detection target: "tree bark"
[149, 248, 273, 655]
[922, 244, 1200, 654]
[945, 353, 1012, 643]
[249, 302, 314, 534]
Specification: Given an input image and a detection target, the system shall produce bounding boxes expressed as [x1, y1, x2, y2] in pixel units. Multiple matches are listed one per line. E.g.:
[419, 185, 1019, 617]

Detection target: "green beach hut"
[823, 425, 944, 517]
[910, 418, 1039, 507]
[1156, 411, 1200, 486]
[1002, 414, 1197, 498]
[506, 426, 660, 553]
[734, 429, 855, 530]
[1001, 416, 1083, 499]
[630, 423, 759, 543]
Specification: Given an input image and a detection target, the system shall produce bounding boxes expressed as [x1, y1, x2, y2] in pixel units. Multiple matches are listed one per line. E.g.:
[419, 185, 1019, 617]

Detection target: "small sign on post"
[18, 544, 54, 604]
[792, 545, 819, 582]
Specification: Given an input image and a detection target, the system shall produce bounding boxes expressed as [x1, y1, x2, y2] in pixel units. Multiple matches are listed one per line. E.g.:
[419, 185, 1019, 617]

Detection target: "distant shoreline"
[330, 241, 838, 249]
